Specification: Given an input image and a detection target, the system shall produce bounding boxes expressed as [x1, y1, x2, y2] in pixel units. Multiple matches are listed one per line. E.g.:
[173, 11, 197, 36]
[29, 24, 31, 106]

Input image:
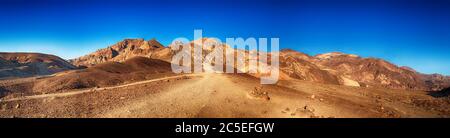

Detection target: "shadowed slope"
[32, 57, 173, 94]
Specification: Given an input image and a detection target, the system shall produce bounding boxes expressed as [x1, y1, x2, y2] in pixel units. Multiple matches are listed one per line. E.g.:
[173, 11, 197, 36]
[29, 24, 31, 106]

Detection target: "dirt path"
[99, 73, 366, 118]
[0, 74, 201, 102]
[100, 73, 275, 117]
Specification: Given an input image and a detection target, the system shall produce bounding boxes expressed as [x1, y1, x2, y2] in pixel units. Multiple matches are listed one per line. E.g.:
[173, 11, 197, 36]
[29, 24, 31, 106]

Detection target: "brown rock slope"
[279, 50, 450, 91]
[0, 52, 76, 79]
[0, 57, 174, 98]
[421, 74, 450, 91]
[33, 57, 173, 94]
[313, 52, 428, 90]
[70, 38, 172, 67]
[279, 49, 340, 84]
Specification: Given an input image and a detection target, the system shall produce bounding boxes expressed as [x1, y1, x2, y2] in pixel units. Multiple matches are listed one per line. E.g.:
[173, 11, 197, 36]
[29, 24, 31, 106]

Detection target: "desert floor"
[0, 73, 448, 118]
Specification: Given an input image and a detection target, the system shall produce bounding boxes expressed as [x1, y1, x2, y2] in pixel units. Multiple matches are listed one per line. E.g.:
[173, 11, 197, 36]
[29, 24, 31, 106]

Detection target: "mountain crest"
[315, 52, 359, 59]
[70, 38, 171, 67]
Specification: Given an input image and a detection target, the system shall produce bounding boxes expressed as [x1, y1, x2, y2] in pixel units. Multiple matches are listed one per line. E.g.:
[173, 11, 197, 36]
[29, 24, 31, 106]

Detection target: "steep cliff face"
[0, 52, 76, 78]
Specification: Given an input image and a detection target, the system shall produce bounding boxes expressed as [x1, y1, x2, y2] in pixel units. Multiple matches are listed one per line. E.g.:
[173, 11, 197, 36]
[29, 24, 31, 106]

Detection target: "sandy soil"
[0, 73, 448, 118]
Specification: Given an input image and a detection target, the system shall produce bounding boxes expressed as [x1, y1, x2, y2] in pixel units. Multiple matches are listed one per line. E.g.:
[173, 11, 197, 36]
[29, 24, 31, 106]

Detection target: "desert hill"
[0, 57, 174, 98]
[0, 52, 76, 79]
[69, 38, 172, 67]
[34, 57, 173, 95]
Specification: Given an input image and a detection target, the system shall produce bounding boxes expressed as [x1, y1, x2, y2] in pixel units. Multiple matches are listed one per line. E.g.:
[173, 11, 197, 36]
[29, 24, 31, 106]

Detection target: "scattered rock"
[166, 79, 170, 82]
[310, 95, 315, 99]
[290, 113, 296, 116]
[119, 97, 126, 100]
[225, 98, 231, 103]
[248, 86, 270, 101]
[303, 105, 315, 112]
[281, 110, 286, 113]
[15, 104, 20, 109]
[285, 108, 290, 112]
[294, 106, 315, 118]
[1, 103, 7, 110]
[319, 98, 324, 101]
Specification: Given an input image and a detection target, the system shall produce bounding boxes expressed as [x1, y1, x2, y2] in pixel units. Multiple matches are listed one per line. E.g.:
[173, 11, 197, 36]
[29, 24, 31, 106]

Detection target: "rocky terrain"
[70, 38, 450, 91]
[1, 73, 448, 118]
[0, 52, 76, 79]
[0, 38, 449, 118]
[69, 38, 172, 67]
[0, 57, 175, 98]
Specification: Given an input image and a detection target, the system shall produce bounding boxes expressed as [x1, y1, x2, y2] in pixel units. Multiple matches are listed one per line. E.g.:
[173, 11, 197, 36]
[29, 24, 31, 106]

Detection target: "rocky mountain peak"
[70, 38, 171, 67]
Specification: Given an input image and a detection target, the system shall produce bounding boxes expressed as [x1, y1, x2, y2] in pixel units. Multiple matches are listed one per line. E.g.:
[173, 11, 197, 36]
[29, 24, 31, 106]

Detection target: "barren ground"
[0, 73, 448, 118]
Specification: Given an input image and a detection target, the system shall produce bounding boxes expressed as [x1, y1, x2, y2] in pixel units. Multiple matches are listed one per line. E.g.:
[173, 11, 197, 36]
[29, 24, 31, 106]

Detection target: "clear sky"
[0, 0, 449, 75]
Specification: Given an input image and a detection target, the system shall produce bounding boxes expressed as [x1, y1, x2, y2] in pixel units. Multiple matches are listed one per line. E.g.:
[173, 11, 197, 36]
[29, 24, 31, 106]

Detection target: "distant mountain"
[69, 38, 172, 67]
[70, 38, 450, 91]
[0, 52, 76, 79]
[421, 73, 450, 91]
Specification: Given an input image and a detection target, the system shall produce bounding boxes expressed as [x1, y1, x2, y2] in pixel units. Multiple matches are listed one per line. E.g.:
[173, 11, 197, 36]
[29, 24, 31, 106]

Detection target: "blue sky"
[0, 0, 449, 75]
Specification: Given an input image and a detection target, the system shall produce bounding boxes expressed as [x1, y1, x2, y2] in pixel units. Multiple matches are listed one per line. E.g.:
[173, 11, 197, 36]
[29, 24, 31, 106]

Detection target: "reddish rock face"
[279, 50, 450, 91]
[313, 55, 428, 90]
[279, 50, 340, 85]
[421, 74, 450, 91]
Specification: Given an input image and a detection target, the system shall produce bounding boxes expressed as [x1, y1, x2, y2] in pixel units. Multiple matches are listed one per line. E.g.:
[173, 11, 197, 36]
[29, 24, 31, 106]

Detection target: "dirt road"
[98, 73, 447, 118]
[101, 73, 280, 117]
[1, 74, 200, 102]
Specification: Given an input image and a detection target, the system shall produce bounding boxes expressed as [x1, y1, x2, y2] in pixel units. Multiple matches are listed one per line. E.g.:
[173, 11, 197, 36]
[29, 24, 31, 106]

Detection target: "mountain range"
[1, 38, 449, 118]
[0, 38, 449, 91]
[68, 38, 450, 91]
